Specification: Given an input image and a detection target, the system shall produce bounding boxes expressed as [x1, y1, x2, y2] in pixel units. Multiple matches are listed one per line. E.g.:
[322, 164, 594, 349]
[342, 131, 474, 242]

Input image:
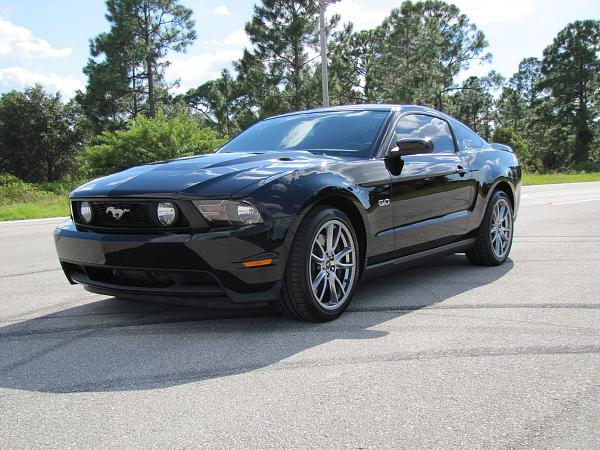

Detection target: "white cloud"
[0, 67, 84, 98]
[213, 5, 230, 16]
[167, 27, 251, 92]
[0, 16, 71, 59]
[452, 0, 534, 24]
[328, 0, 534, 31]
[15, 40, 71, 59]
[223, 28, 250, 47]
[167, 49, 243, 93]
[328, 0, 392, 31]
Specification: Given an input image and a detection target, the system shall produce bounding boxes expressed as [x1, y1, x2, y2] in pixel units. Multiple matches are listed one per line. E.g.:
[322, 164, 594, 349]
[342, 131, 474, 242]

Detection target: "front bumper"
[54, 218, 293, 304]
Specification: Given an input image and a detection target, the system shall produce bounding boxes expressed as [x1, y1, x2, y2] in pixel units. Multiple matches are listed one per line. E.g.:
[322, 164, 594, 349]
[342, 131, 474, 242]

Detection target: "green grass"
[0, 173, 71, 221]
[0, 194, 69, 221]
[522, 172, 600, 185]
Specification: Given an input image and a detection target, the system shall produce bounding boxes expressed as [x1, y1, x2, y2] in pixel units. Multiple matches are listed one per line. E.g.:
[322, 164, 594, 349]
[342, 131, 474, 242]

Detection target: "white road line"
[551, 198, 599, 205]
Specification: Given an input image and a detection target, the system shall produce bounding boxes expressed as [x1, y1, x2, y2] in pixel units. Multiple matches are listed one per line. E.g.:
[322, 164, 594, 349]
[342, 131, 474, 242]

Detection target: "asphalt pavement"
[0, 182, 599, 448]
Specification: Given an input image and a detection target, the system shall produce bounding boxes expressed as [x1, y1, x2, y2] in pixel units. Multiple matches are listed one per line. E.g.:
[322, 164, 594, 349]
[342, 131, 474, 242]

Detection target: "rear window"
[219, 110, 390, 157]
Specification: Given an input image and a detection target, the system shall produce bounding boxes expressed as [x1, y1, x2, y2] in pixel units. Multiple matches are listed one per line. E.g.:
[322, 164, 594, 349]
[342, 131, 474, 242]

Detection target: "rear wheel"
[466, 190, 514, 266]
[278, 207, 360, 322]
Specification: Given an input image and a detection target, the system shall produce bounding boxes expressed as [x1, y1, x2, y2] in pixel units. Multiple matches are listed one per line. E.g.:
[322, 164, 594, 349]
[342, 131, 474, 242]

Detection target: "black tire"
[277, 207, 361, 322]
[466, 190, 514, 266]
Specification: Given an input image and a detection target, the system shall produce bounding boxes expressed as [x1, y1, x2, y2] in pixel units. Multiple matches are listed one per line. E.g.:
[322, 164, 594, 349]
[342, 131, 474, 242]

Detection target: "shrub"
[0, 173, 74, 209]
[83, 112, 228, 177]
[492, 126, 538, 172]
[0, 174, 41, 206]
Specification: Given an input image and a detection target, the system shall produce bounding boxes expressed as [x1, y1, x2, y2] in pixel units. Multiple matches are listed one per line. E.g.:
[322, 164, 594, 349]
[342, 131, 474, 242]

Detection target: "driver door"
[387, 113, 475, 255]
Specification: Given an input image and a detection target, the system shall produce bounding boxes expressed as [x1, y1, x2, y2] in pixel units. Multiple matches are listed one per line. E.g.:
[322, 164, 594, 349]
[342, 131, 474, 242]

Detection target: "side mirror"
[392, 138, 434, 156]
[384, 138, 434, 176]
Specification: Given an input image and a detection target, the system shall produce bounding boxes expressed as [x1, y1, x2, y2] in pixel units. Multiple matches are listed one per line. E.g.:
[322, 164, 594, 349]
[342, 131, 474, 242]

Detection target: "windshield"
[218, 110, 390, 157]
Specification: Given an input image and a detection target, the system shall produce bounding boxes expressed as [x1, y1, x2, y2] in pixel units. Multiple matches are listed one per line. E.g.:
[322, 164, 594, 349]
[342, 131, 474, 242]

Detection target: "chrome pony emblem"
[106, 206, 130, 220]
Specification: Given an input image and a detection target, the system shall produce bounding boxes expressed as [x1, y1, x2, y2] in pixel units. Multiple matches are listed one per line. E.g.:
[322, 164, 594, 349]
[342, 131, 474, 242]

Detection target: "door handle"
[456, 165, 468, 176]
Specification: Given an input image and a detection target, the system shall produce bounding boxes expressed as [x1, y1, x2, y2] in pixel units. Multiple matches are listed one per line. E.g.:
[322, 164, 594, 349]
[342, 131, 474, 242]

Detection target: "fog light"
[157, 202, 177, 226]
[237, 202, 262, 225]
[80, 201, 93, 224]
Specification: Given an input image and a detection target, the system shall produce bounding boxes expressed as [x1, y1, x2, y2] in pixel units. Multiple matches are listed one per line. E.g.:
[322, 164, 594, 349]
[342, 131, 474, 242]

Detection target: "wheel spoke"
[316, 276, 327, 301]
[326, 223, 335, 253]
[334, 247, 352, 264]
[328, 274, 338, 303]
[332, 226, 342, 252]
[311, 252, 325, 264]
[494, 234, 501, 254]
[312, 271, 326, 293]
[334, 274, 347, 298]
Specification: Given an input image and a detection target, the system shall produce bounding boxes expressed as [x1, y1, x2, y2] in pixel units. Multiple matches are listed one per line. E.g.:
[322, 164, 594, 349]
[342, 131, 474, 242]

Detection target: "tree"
[539, 20, 600, 165]
[244, 0, 323, 112]
[445, 71, 504, 140]
[328, 24, 376, 104]
[83, 112, 227, 177]
[370, 1, 490, 109]
[0, 86, 87, 182]
[79, 0, 196, 130]
[77, 1, 144, 133]
[496, 57, 542, 131]
[183, 69, 244, 137]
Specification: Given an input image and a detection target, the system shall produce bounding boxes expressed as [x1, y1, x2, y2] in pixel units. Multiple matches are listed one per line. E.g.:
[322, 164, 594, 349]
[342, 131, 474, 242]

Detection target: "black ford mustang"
[54, 105, 520, 321]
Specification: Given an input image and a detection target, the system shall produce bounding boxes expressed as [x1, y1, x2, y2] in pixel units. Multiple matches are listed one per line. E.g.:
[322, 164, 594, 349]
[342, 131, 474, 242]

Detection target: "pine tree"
[79, 0, 195, 131]
[539, 20, 600, 165]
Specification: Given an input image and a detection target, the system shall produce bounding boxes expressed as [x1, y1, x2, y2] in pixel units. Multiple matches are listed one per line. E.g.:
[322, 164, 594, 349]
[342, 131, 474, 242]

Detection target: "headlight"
[192, 200, 263, 225]
[80, 201, 93, 224]
[156, 202, 177, 226]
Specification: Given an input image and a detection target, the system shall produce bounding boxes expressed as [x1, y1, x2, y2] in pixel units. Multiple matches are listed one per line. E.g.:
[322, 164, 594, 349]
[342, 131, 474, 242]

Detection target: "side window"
[389, 114, 456, 153]
[453, 121, 485, 150]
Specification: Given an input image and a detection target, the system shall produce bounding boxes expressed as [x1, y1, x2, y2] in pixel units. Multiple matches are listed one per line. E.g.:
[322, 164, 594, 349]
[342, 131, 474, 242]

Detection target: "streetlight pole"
[319, 0, 339, 108]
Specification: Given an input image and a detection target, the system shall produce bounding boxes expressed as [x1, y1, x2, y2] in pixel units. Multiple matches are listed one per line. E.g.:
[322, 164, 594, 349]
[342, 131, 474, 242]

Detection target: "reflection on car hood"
[71, 151, 339, 198]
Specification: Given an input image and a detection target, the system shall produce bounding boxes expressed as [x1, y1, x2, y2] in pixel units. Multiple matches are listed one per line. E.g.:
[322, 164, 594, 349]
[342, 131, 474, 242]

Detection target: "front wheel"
[278, 207, 360, 322]
[466, 190, 514, 266]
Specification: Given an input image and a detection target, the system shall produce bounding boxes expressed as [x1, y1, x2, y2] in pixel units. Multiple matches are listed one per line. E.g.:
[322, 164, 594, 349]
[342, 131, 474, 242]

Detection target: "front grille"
[92, 201, 154, 227]
[72, 199, 189, 230]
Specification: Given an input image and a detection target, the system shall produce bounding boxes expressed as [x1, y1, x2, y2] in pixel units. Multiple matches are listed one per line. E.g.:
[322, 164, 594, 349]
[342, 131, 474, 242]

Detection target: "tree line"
[0, 0, 598, 183]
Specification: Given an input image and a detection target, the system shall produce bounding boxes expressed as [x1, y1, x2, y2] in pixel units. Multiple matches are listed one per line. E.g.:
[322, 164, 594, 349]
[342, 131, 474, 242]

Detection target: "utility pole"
[319, 0, 339, 108]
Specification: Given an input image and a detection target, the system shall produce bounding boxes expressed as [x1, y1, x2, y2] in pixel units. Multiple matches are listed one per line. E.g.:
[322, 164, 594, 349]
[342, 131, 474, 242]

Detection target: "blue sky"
[1, 0, 599, 99]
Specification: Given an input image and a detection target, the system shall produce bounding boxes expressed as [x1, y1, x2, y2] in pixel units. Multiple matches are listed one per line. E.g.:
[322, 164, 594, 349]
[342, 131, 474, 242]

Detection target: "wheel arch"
[284, 188, 370, 272]
[491, 179, 515, 208]
[312, 194, 367, 268]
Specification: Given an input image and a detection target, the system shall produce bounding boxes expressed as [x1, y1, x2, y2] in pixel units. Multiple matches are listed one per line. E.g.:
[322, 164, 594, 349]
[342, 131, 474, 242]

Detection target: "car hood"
[71, 151, 339, 198]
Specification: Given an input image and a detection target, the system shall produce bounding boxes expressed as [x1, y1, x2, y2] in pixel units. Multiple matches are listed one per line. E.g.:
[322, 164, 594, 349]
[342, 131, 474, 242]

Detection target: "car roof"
[266, 104, 446, 120]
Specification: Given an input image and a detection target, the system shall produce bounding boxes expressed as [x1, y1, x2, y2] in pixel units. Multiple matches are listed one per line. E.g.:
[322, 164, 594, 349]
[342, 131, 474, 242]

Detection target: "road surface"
[1, 182, 599, 448]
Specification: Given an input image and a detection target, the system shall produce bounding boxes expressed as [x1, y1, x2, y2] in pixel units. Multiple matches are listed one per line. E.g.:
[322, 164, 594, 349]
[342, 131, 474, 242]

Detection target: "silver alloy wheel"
[490, 198, 513, 259]
[308, 219, 357, 310]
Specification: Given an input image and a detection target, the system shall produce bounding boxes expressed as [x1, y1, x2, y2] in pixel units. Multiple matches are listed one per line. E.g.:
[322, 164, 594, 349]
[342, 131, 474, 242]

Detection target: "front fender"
[234, 168, 374, 260]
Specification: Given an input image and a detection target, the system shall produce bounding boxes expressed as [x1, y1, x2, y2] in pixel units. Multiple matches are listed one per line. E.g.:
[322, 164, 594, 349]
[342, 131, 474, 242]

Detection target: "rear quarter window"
[452, 121, 486, 150]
